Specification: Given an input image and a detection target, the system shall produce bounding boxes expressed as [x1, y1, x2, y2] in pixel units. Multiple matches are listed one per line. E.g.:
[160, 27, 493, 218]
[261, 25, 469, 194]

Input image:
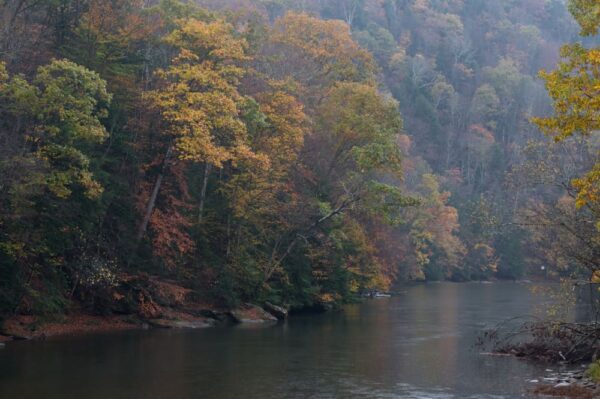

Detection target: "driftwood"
[477, 316, 600, 363]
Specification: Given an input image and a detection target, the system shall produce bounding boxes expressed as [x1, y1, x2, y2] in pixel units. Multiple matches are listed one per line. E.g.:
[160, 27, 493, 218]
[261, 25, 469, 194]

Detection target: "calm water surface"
[0, 282, 577, 398]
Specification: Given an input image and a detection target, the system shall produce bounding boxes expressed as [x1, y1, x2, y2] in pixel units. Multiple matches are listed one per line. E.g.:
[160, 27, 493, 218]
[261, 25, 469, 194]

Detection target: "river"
[0, 282, 584, 398]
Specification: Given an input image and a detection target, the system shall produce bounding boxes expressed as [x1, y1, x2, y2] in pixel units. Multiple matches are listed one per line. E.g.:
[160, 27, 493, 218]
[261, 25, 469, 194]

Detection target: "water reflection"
[0, 282, 561, 398]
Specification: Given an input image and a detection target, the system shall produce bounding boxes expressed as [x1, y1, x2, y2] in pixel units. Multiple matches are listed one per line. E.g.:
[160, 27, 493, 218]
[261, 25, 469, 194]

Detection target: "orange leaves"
[150, 206, 195, 268]
[137, 160, 195, 268]
[403, 173, 466, 275]
[83, 0, 149, 40]
[468, 124, 495, 143]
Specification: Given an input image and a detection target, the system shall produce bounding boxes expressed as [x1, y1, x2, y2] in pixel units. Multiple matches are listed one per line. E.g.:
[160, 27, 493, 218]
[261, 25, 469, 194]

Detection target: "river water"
[0, 282, 583, 399]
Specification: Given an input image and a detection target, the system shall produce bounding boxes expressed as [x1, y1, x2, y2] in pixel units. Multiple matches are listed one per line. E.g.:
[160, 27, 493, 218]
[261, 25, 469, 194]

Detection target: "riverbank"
[0, 314, 142, 341]
[0, 274, 292, 343]
[0, 279, 561, 344]
[476, 302, 600, 398]
[0, 305, 284, 343]
[530, 368, 600, 399]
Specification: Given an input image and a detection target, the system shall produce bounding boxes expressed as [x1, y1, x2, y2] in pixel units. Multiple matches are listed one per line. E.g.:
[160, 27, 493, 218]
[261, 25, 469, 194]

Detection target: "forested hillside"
[0, 0, 597, 319]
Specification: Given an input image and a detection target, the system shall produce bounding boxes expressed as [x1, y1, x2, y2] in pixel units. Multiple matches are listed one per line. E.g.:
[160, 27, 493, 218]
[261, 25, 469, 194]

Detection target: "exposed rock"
[230, 304, 278, 323]
[147, 279, 193, 308]
[0, 335, 13, 343]
[1, 319, 34, 340]
[263, 302, 288, 320]
[531, 368, 600, 398]
[147, 318, 213, 329]
[0, 274, 232, 340]
[198, 309, 230, 321]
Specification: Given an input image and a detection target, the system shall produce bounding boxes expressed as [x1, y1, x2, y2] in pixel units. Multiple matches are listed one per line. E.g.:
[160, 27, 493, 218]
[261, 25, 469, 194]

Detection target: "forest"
[0, 0, 599, 320]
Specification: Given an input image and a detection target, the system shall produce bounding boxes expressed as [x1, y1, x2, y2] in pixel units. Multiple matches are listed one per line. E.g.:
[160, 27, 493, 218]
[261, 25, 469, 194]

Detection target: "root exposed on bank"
[478, 316, 600, 363]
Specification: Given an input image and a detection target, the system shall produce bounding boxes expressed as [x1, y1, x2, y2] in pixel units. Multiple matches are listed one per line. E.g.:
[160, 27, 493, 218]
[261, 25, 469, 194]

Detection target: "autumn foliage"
[0, 0, 595, 317]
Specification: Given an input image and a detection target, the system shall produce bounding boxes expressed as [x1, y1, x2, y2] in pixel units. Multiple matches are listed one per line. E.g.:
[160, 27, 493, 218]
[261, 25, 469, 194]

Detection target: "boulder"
[263, 302, 288, 320]
[1, 320, 33, 340]
[148, 279, 193, 308]
[230, 304, 278, 323]
[147, 318, 214, 329]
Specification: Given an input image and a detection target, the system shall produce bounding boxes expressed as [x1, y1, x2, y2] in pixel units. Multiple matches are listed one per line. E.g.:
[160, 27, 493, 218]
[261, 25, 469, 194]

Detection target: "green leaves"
[363, 181, 419, 224]
[39, 144, 104, 199]
[0, 59, 112, 316]
[35, 59, 111, 144]
[0, 60, 110, 199]
[569, 0, 600, 36]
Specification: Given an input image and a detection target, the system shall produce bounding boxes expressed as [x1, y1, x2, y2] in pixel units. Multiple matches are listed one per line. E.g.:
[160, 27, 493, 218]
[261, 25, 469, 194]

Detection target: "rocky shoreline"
[0, 302, 287, 344]
[0, 274, 294, 344]
[530, 368, 600, 398]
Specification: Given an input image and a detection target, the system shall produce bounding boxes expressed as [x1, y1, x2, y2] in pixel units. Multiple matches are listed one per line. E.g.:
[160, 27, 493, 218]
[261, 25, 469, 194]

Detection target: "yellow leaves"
[572, 163, 600, 210]
[534, 29, 600, 229]
[79, 171, 105, 199]
[0, 62, 7, 87]
[389, 50, 406, 68]
[471, 243, 498, 273]
[533, 44, 600, 142]
[255, 90, 306, 164]
[219, 87, 307, 231]
[588, 49, 600, 65]
[317, 82, 403, 175]
[174, 48, 200, 63]
[232, 144, 271, 170]
[152, 17, 253, 169]
[166, 18, 249, 63]
[269, 12, 377, 85]
[151, 15, 312, 252]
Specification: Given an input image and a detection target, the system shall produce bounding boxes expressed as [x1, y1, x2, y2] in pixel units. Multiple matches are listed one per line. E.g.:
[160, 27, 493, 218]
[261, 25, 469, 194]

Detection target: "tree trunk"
[226, 213, 231, 258]
[136, 145, 172, 243]
[198, 163, 212, 224]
